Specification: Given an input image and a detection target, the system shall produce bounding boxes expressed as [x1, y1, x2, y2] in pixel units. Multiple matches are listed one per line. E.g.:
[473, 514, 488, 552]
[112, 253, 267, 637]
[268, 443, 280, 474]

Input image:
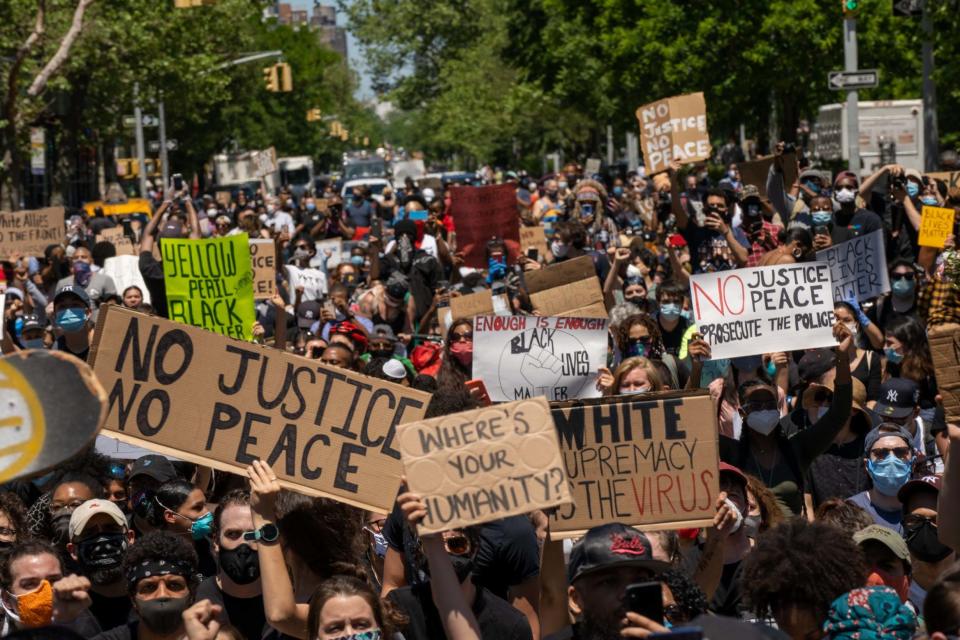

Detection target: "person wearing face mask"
[55, 245, 118, 308]
[830, 171, 883, 243]
[848, 425, 916, 533]
[146, 480, 217, 579]
[0, 494, 26, 563]
[45, 473, 101, 557]
[260, 198, 296, 237]
[744, 475, 784, 543]
[50, 285, 94, 361]
[882, 315, 938, 424]
[833, 301, 883, 399]
[720, 324, 853, 516]
[67, 499, 136, 632]
[654, 283, 689, 356]
[669, 168, 749, 273]
[92, 531, 199, 640]
[437, 320, 474, 390]
[16, 314, 46, 351]
[309, 574, 406, 640]
[898, 476, 957, 612]
[854, 525, 914, 606]
[598, 356, 665, 396]
[867, 260, 920, 336]
[194, 490, 270, 640]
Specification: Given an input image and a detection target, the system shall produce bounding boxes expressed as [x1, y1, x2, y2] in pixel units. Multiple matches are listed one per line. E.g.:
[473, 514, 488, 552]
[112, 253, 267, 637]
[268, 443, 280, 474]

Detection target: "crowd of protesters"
[1, 142, 960, 640]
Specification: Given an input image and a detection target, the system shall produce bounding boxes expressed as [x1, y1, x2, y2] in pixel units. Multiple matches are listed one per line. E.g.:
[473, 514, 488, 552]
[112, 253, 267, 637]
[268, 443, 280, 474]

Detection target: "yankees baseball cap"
[874, 378, 919, 420]
[53, 284, 92, 309]
[567, 523, 669, 584]
[297, 300, 322, 329]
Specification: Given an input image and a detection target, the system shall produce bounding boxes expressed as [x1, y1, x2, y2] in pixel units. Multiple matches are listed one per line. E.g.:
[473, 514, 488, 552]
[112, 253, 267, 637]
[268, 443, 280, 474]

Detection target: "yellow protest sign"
[918, 205, 956, 248]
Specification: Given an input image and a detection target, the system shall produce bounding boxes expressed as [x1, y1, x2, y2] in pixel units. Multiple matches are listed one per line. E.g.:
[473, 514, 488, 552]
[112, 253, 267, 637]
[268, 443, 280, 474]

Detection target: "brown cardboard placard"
[0, 207, 64, 258]
[636, 93, 711, 175]
[449, 184, 520, 268]
[548, 391, 719, 537]
[928, 171, 960, 189]
[524, 255, 607, 318]
[249, 238, 277, 300]
[88, 305, 431, 512]
[449, 289, 513, 320]
[737, 153, 799, 198]
[96, 227, 135, 256]
[398, 397, 572, 534]
[929, 329, 960, 422]
[520, 225, 549, 260]
[215, 191, 232, 207]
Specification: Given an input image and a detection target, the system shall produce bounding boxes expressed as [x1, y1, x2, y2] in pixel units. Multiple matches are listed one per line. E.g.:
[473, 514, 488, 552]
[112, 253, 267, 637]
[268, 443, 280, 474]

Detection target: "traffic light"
[278, 63, 293, 92]
[363, 136, 370, 146]
[306, 108, 322, 122]
[842, 0, 860, 17]
[263, 65, 279, 92]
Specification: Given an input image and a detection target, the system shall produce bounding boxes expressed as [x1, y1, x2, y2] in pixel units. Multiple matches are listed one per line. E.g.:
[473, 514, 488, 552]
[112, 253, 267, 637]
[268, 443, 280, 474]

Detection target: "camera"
[891, 175, 906, 190]
[782, 142, 796, 154]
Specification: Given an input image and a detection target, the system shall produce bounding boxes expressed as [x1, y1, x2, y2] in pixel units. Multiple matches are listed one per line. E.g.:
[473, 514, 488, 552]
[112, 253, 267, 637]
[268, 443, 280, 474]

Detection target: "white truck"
[212, 149, 280, 195]
[278, 156, 315, 197]
[812, 99, 924, 174]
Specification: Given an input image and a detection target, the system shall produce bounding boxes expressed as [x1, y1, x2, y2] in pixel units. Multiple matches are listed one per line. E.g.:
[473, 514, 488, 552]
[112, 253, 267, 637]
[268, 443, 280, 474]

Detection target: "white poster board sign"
[815, 229, 890, 302]
[473, 315, 608, 402]
[102, 255, 151, 304]
[690, 263, 836, 359]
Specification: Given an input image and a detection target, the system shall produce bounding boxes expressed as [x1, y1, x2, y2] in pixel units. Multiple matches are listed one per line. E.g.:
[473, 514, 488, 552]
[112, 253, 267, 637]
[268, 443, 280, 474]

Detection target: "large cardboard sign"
[690, 263, 836, 359]
[549, 392, 719, 537]
[96, 227, 135, 256]
[738, 153, 799, 197]
[102, 255, 151, 305]
[525, 255, 607, 318]
[89, 305, 431, 511]
[0, 207, 64, 258]
[816, 229, 890, 302]
[449, 184, 520, 268]
[399, 397, 571, 534]
[919, 205, 956, 248]
[636, 93, 710, 175]
[162, 235, 256, 341]
[929, 329, 960, 422]
[449, 290, 510, 320]
[249, 239, 276, 300]
[927, 171, 960, 189]
[474, 315, 608, 402]
[520, 225, 549, 260]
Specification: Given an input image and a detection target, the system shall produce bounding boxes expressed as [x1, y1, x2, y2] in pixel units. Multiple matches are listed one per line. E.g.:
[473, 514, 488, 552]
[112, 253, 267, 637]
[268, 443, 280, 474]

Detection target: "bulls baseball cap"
[128, 454, 178, 484]
[53, 284, 92, 309]
[69, 499, 127, 540]
[567, 523, 669, 584]
[875, 378, 920, 420]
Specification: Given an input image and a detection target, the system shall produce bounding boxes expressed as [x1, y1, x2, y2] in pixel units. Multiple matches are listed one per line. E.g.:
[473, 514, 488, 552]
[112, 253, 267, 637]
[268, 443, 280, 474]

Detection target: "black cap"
[21, 314, 43, 332]
[567, 523, 669, 584]
[296, 300, 322, 329]
[128, 454, 178, 484]
[875, 378, 920, 420]
[864, 424, 914, 456]
[797, 349, 836, 382]
[53, 284, 92, 309]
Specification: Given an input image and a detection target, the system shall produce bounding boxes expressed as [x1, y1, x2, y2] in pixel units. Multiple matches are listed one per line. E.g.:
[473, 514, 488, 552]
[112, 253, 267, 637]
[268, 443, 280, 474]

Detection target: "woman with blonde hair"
[599, 356, 665, 396]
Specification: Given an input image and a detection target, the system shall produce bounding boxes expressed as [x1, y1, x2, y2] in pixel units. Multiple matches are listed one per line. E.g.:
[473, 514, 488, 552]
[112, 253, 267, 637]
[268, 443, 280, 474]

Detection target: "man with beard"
[195, 490, 270, 640]
[93, 531, 199, 640]
[68, 499, 136, 632]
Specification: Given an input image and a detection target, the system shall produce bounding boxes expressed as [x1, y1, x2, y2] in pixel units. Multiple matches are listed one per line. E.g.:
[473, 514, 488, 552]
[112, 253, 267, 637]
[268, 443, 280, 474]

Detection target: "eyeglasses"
[892, 272, 915, 281]
[0, 527, 17, 538]
[451, 332, 473, 342]
[869, 446, 912, 461]
[903, 513, 937, 529]
[49, 500, 86, 513]
[443, 535, 471, 556]
[630, 336, 653, 345]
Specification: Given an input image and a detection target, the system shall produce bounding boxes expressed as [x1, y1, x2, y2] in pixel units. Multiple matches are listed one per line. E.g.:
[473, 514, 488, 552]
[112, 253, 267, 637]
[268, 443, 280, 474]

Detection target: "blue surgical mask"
[580, 203, 594, 217]
[660, 303, 681, 319]
[613, 186, 624, 197]
[765, 359, 777, 378]
[306, 202, 317, 211]
[921, 196, 938, 206]
[891, 278, 915, 297]
[906, 182, 920, 198]
[13, 316, 23, 336]
[812, 211, 832, 226]
[350, 255, 364, 266]
[23, 338, 45, 350]
[866, 454, 912, 496]
[803, 180, 821, 195]
[54, 308, 87, 333]
[885, 347, 904, 364]
[190, 512, 214, 540]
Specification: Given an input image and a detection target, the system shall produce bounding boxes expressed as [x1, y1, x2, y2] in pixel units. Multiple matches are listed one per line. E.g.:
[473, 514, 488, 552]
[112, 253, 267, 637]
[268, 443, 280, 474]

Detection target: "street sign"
[828, 70, 879, 91]
[893, 0, 923, 17]
[148, 140, 178, 152]
[123, 115, 159, 128]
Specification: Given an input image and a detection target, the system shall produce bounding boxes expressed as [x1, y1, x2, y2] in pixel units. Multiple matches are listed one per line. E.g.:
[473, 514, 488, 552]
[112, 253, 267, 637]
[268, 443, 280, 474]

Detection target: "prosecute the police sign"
[689, 263, 837, 359]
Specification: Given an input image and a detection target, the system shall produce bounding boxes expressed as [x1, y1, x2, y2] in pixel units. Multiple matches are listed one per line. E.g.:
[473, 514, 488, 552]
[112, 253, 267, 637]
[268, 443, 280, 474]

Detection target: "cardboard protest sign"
[474, 315, 608, 402]
[549, 391, 719, 537]
[738, 153, 799, 198]
[816, 229, 890, 302]
[315, 238, 344, 267]
[0, 350, 106, 483]
[89, 305, 431, 511]
[919, 205, 956, 248]
[636, 93, 710, 175]
[0, 207, 64, 258]
[102, 255, 151, 305]
[96, 227, 135, 256]
[161, 234, 256, 341]
[520, 225, 549, 260]
[449, 290, 510, 320]
[525, 255, 607, 318]
[585, 158, 601, 176]
[929, 328, 960, 422]
[249, 239, 276, 300]
[398, 397, 571, 534]
[927, 171, 960, 189]
[215, 191, 232, 207]
[449, 184, 520, 268]
[690, 263, 836, 359]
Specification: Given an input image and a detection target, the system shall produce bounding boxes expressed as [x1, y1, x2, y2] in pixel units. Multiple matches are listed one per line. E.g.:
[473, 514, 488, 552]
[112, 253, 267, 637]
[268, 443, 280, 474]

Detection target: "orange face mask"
[866, 570, 909, 604]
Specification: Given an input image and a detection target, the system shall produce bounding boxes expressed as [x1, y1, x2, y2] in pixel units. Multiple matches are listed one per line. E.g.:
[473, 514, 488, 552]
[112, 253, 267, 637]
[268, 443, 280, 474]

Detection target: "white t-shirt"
[285, 265, 327, 301]
[260, 210, 296, 236]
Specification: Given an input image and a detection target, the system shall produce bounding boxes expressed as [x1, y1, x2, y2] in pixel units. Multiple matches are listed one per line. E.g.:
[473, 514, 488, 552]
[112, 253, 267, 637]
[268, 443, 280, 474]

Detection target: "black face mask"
[137, 596, 191, 635]
[448, 555, 474, 584]
[369, 348, 393, 359]
[905, 520, 954, 563]
[77, 533, 127, 576]
[219, 543, 260, 585]
[624, 295, 647, 308]
[51, 510, 72, 547]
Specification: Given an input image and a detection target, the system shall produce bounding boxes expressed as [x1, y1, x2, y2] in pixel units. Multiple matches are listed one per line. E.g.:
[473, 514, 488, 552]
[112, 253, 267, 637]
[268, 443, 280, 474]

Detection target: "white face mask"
[206, 208, 218, 217]
[746, 409, 780, 435]
[844, 322, 858, 338]
[620, 386, 650, 395]
[834, 188, 856, 204]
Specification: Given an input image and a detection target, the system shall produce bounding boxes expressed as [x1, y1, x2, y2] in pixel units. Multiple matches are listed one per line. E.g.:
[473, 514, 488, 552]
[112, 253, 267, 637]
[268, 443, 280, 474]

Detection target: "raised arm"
[140, 200, 169, 254]
[938, 424, 960, 551]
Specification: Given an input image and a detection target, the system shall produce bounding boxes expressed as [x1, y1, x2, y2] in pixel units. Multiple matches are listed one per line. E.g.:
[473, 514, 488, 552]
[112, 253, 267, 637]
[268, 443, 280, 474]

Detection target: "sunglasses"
[892, 272, 915, 281]
[869, 446, 912, 461]
[443, 535, 471, 556]
[903, 513, 937, 530]
[451, 332, 473, 342]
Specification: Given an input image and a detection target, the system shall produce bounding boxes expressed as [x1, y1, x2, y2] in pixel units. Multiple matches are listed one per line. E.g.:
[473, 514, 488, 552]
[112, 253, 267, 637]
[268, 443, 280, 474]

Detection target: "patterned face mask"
[329, 631, 382, 640]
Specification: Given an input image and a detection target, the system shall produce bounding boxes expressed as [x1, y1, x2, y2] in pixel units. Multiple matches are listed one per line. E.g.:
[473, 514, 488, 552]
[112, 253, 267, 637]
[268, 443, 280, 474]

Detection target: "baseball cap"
[874, 378, 920, 420]
[719, 462, 748, 491]
[382, 359, 407, 381]
[53, 284, 92, 309]
[854, 525, 911, 565]
[799, 168, 823, 182]
[69, 499, 127, 540]
[904, 168, 923, 184]
[21, 314, 42, 332]
[567, 523, 669, 584]
[371, 324, 398, 344]
[297, 300, 323, 330]
[864, 424, 914, 455]
[898, 474, 941, 504]
[741, 184, 761, 199]
[128, 454, 178, 484]
[4, 287, 23, 301]
[798, 349, 836, 382]
[834, 170, 860, 187]
[159, 218, 185, 239]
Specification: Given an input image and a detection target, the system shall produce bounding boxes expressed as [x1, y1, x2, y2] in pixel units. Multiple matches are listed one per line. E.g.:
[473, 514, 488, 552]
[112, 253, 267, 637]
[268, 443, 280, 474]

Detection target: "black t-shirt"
[139, 251, 168, 318]
[388, 582, 532, 640]
[93, 621, 138, 640]
[89, 589, 134, 633]
[196, 538, 218, 578]
[681, 547, 744, 617]
[804, 432, 871, 508]
[657, 316, 689, 356]
[197, 576, 270, 640]
[830, 207, 883, 244]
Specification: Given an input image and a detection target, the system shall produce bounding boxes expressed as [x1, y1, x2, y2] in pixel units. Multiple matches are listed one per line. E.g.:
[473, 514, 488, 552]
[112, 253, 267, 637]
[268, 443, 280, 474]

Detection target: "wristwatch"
[243, 523, 279, 543]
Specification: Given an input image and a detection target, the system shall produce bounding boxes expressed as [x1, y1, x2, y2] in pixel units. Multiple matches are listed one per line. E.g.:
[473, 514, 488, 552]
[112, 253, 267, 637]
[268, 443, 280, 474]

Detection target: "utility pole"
[158, 94, 169, 190]
[133, 82, 147, 198]
[921, 0, 938, 171]
[606, 125, 614, 167]
[843, 17, 860, 174]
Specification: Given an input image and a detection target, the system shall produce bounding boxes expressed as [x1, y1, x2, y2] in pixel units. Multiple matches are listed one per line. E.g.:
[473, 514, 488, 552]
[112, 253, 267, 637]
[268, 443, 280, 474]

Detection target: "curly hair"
[308, 575, 406, 640]
[814, 499, 875, 536]
[658, 569, 709, 623]
[745, 474, 784, 533]
[616, 313, 664, 358]
[274, 492, 366, 580]
[122, 531, 198, 593]
[741, 519, 867, 623]
[0, 492, 28, 543]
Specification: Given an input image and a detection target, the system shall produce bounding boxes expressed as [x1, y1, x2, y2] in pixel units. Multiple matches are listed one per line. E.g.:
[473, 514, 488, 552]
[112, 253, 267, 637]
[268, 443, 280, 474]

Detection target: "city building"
[266, 2, 348, 61]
